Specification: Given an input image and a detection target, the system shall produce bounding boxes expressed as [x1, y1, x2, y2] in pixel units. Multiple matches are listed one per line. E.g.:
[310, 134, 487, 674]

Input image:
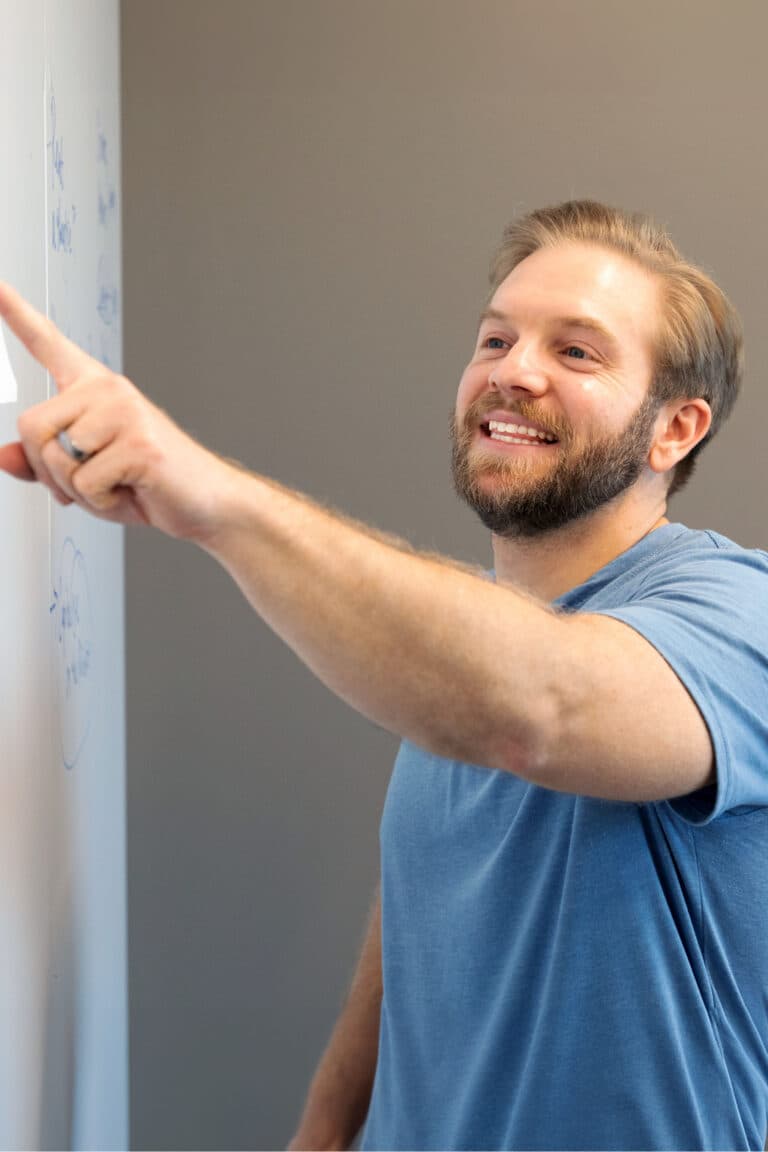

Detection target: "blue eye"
[563, 345, 589, 360]
[484, 337, 508, 350]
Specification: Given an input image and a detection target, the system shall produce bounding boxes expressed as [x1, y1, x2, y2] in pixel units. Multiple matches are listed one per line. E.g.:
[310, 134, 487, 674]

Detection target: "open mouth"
[479, 420, 559, 447]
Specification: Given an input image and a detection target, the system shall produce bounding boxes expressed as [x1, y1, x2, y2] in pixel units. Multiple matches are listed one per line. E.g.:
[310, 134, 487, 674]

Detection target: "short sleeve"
[592, 544, 768, 825]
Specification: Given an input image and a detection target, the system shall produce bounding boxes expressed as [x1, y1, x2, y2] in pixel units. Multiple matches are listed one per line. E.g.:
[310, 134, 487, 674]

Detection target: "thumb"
[0, 441, 36, 481]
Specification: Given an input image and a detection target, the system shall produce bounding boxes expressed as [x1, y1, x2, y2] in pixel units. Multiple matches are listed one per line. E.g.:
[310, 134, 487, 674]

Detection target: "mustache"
[455, 397, 571, 444]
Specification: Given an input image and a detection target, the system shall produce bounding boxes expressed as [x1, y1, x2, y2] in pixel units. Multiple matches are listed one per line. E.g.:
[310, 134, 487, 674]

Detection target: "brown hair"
[488, 200, 744, 496]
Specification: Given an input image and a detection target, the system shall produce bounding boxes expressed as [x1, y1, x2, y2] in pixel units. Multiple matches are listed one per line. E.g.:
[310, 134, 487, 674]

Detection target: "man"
[0, 200, 766, 1150]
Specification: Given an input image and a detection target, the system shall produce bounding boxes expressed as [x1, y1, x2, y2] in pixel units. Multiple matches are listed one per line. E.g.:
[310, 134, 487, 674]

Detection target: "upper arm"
[532, 611, 716, 804]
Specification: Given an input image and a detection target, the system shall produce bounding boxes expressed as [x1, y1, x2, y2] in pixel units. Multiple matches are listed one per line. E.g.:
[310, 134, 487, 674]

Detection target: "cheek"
[569, 376, 626, 426]
[455, 367, 478, 418]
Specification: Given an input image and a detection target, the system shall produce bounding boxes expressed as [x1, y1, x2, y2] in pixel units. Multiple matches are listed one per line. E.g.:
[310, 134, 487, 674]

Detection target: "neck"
[491, 494, 670, 601]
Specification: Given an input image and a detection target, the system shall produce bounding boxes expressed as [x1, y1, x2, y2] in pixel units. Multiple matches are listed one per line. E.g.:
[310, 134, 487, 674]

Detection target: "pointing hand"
[0, 282, 236, 543]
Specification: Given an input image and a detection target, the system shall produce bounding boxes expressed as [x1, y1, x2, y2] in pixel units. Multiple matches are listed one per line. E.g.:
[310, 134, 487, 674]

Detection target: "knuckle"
[103, 371, 127, 396]
[104, 373, 136, 404]
[98, 375, 144, 426]
[115, 372, 137, 395]
[131, 427, 163, 468]
[70, 468, 88, 499]
[70, 465, 112, 511]
[75, 368, 132, 403]
[78, 367, 113, 394]
[40, 437, 59, 468]
[17, 408, 38, 440]
[75, 480, 114, 514]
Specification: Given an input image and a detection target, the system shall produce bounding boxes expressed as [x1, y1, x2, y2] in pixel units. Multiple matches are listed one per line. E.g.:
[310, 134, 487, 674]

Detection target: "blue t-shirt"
[362, 523, 768, 1151]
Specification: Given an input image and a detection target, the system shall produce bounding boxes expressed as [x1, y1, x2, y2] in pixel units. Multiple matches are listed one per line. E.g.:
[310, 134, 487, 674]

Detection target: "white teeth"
[487, 419, 556, 442]
[490, 433, 546, 445]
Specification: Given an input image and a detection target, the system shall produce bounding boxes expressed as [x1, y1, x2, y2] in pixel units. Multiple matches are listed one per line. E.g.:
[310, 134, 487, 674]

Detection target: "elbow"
[505, 733, 559, 788]
[490, 690, 562, 785]
[417, 662, 563, 780]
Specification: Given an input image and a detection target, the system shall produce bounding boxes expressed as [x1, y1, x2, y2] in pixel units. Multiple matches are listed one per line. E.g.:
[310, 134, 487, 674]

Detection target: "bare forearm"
[0, 271, 561, 785]
[290, 891, 383, 1151]
[201, 468, 560, 774]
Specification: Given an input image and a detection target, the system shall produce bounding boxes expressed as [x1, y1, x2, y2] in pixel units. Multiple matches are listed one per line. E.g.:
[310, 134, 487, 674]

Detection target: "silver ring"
[57, 429, 92, 464]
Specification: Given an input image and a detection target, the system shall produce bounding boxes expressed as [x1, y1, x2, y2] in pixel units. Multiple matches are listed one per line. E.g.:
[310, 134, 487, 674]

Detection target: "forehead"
[489, 242, 661, 360]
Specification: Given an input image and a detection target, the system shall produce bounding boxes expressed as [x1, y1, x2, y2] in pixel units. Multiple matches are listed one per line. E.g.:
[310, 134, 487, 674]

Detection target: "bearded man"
[1, 200, 766, 1151]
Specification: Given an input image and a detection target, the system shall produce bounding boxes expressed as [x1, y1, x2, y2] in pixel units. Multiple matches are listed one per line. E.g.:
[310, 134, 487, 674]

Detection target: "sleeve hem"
[591, 606, 732, 827]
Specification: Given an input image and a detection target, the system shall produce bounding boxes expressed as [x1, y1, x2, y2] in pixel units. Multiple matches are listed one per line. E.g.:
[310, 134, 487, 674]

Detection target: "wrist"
[186, 453, 259, 553]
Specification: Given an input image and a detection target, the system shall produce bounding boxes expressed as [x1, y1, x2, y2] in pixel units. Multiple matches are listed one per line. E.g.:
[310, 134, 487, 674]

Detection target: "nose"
[488, 339, 549, 398]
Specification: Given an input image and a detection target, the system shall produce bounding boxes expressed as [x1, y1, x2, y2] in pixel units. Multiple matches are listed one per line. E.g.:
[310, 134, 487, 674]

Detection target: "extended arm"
[198, 468, 714, 802]
[289, 889, 382, 1151]
[0, 283, 715, 804]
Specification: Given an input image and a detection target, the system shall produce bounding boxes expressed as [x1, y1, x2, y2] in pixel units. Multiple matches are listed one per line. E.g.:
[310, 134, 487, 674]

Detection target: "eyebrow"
[478, 306, 620, 356]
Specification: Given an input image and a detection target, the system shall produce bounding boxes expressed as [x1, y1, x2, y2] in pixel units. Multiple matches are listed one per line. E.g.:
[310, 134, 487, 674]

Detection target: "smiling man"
[451, 240, 673, 556]
[1, 200, 767, 1151]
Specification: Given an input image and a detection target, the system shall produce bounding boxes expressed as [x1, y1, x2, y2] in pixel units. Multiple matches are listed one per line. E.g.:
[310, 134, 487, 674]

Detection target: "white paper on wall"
[0, 324, 18, 402]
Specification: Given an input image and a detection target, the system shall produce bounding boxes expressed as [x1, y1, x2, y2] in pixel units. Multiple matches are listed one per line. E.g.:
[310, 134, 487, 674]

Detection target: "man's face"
[451, 242, 663, 537]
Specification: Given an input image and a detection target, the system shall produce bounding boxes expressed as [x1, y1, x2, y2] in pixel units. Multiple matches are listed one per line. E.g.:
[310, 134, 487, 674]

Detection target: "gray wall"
[122, 1, 768, 1146]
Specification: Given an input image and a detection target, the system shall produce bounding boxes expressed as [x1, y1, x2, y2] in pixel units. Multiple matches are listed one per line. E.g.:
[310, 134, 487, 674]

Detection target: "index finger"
[0, 281, 96, 388]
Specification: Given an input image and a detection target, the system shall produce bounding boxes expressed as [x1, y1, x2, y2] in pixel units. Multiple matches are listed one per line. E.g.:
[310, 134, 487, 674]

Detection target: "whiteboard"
[0, 1, 127, 1147]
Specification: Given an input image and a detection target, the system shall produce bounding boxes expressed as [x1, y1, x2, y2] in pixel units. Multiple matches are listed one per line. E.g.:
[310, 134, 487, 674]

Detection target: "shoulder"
[625, 525, 768, 606]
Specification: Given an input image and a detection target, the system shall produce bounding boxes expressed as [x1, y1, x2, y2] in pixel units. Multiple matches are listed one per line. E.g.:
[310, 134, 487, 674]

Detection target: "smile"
[479, 420, 559, 447]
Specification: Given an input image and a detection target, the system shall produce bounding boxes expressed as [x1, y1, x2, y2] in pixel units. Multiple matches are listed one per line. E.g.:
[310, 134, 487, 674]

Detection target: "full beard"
[450, 394, 661, 538]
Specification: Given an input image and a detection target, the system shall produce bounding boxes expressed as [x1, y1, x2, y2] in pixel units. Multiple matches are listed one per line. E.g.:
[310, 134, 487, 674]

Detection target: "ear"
[648, 398, 712, 477]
